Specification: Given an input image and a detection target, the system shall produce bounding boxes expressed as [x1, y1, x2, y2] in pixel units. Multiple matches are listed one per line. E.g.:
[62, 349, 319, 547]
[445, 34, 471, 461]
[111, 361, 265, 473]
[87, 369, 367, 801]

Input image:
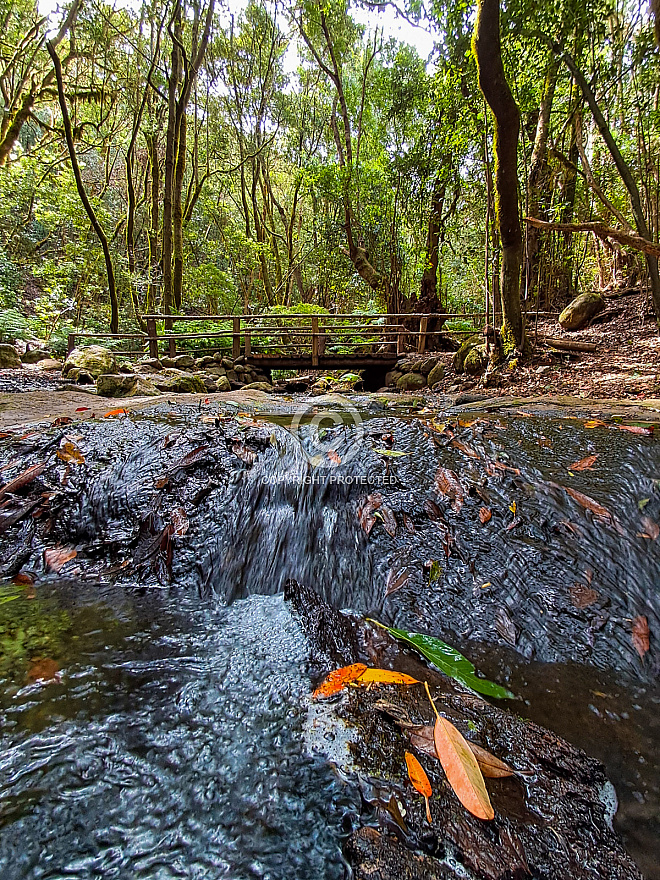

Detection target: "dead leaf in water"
[584, 419, 607, 429]
[0, 462, 45, 499]
[232, 442, 257, 465]
[44, 547, 77, 573]
[564, 486, 612, 522]
[103, 408, 128, 418]
[618, 424, 654, 436]
[640, 516, 660, 540]
[434, 467, 464, 512]
[568, 454, 599, 472]
[378, 504, 397, 537]
[479, 507, 492, 524]
[495, 607, 517, 645]
[405, 751, 433, 823]
[403, 513, 416, 533]
[57, 441, 85, 465]
[27, 657, 60, 684]
[451, 440, 480, 459]
[386, 566, 411, 596]
[312, 663, 368, 699]
[327, 449, 341, 465]
[358, 493, 383, 535]
[433, 715, 494, 820]
[570, 583, 598, 608]
[170, 507, 189, 536]
[632, 616, 650, 659]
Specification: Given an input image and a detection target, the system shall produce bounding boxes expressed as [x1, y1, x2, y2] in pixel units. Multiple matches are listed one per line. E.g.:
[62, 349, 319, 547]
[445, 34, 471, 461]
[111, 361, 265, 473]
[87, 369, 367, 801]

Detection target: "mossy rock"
[63, 345, 118, 378]
[464, 344, 488, 375]
[151, 369, 206, 393]
[97, 373, 159, 398]
[559, 292, 605, 331]
[21, 348, 49, 364]
[427, 362, 445, 386]
[396, 371, 427, 391]
[0, 344, 22, 368]
[452, 335, 482, 374]
[215, 376, 231, 392]
[242, 381, 273, 392]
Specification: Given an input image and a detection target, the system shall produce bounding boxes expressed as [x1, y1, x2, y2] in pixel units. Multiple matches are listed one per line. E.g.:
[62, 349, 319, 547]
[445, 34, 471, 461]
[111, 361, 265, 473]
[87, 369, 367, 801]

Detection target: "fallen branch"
[525, 217, 660, 258]
[540, 336, 598, 352]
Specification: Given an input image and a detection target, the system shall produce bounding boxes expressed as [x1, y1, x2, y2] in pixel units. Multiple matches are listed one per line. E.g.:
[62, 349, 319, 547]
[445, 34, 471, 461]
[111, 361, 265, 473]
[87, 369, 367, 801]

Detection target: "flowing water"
[0, 394, 658, 878]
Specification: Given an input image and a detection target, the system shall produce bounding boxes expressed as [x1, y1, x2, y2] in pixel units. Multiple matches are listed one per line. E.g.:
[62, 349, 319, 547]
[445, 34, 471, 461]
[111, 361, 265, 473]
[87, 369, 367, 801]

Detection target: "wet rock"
[242, 381, 273, 392]
[427, 362, 445, 387]
[288, 581, 643, 880]
[151, 369, 206, 393]
[0, 344, 21, 368]
[397, 372, 427, 391]
[21, 348, 49, 364]
[215, 376, 231, 392]
[97, 373, 159, 398]
[63, 345, 118, 378]
[173, 354, 195, 370]
[559, 292, 605, 331]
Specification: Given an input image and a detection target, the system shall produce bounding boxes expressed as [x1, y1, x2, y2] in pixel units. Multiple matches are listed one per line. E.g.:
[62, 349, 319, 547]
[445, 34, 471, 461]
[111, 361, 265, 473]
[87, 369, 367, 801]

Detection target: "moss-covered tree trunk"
[473, 0, 524, 351]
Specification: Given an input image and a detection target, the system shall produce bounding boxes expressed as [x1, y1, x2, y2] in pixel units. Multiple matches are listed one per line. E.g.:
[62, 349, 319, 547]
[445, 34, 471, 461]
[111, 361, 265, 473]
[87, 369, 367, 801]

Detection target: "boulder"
[396, 371, 427, 391]
[137, 358, 163, 372]
[0, 344, 21, 368]
[197, 356, 215, 367]
[226, 370, 239, 383]
[205, 365, 227, 378]
[201, 375, 219, 391]
[419, 356, 439, 375]
[242, 381, 273, 392]
[35, 358, 62, 372]
[215, 376, 231, 392]
[118, 362, 136, 374]
[427, 362, 445, 387]
[97, 373, 159, 398]
[173, 353, 195, 370]
[151, 369, 206, 393]
[221, 357, 234, 369]
[464, 344, 488, 375]
[559, 292, 605, 331]
[234, 364, 246, 374]
[21, 348, 49, 364]
[65, 367, 95, 385]
[160, 356, 176, 368]
[63, 345, 117, 378]
[453, 335, 484, 374]
[385, 370, 402, 386]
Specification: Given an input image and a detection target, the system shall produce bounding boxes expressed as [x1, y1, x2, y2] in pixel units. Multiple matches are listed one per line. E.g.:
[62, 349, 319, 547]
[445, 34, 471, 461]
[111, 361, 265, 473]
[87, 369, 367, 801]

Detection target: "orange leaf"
[632, 615, 650, 659]
[57, 441, 85, 465]
[409, 726, 513, 778]
[451, 440, 480, 459]
[103, 408, 128, 418]
[435, 467, 464, 512]
[568, 454, 598, 471]
[44, 547, 77, 573]
[433, 716, 494, 820]
[405, 751, 433, 823]
[564, 486, 612, 521]
[327, 449, 341, 464]
[312, 663, 367, 698]
[356, 668, 419, 686]
[479, 507, 492, 524]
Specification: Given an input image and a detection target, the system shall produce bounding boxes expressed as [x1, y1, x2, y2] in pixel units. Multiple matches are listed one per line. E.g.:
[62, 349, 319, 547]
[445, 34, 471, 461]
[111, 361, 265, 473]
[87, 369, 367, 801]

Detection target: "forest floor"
[432, 290, 660, 400]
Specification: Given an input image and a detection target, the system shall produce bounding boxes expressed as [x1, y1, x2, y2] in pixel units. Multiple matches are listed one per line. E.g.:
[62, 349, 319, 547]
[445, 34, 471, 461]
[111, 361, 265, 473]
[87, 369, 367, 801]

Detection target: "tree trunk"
[146, 133, 160, 315]
[560, 49, 660, 326]
[47, 42, 119, 335]
[419, 177, 445, 311]
[473, 0, 524, 351]
[162, 3, 181, 327]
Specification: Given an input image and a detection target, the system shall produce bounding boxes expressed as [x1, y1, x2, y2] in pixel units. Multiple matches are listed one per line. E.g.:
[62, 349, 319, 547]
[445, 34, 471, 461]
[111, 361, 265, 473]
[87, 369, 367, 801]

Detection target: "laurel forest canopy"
[1, 0, 660, 346]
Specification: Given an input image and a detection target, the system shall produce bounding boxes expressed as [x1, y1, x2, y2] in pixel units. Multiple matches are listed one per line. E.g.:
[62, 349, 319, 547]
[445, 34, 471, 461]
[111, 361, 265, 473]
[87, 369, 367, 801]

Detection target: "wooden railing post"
[233, 316, 241, 358]
[146, 317, 158, 359]
[168, 333, 176, 358]
[396, 324, 405, 356]
[417, 315, 428, 354]
[67, 333, 76, 356]
[311, 315, 319, 367]
[244, 331, 251, 357]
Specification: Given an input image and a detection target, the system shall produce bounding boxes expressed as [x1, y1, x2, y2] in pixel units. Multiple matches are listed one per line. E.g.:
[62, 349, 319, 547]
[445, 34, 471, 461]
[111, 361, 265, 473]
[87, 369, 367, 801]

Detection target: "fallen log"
[286, 580, 643, 880]
[540, 336, 599, 352]
[525, 216, 660, 258]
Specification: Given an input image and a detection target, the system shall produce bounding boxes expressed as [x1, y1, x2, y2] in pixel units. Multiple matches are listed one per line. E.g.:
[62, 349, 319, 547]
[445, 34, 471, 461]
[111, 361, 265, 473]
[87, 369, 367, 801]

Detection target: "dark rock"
[197, 356, 216, 367]
[118, 362, 136, 374]
[559, 292, 605, 331]
[173, 354, 195, 370]
[227, 370, 238, 383]
[21, 348, 49, 364]
[222, 357, 234, 370]
[0, 344, 21, 368]
[151, 369, 206, 393]
[396, 372, 427, 391]
[427, 362, 445, 386]
[160, 356, 176, 368]
[138, 358, 163, 372]
[419, 356, 439, 375]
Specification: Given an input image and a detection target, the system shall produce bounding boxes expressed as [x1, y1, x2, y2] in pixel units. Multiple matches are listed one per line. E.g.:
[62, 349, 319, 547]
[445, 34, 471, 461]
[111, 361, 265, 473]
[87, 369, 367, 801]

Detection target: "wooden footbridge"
[67, 312, 458, 372]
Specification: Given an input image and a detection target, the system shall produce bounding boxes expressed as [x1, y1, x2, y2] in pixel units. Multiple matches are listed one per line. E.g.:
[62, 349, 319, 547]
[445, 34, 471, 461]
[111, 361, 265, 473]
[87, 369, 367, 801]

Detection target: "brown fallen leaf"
[378, 504, 397, 537]
[232, 442, 257, 465]
[0, 462, 45, 499]
[357, 493, 383, 535]
[570, 583, 598, 608]
[409, 726, 514, 778]
[563, 485, 613, 522]
[405, 751, 433, 823]
[385, 566, 411, 596]
[485, 460, 521, 476]
[435, 467, 464, 512]
[495, 607, 517, 646]
[402, 513, 416, 533]
[618, 424, 654, 435]
[13, 571, 34, 586]
[632, 615, 650, 659]
[433, 714, 494, 820]
[640, 516, 660, 540]
[568, 454, 599, 472]
[52, 416, 73, 426]
[44, 547, 77, 573]
[451, 440, 480, 459]
[312, 663, 368, 699]
[57, 441, 85, 465]
[479, 507, 492, 524]
[27, 657, 60, 684]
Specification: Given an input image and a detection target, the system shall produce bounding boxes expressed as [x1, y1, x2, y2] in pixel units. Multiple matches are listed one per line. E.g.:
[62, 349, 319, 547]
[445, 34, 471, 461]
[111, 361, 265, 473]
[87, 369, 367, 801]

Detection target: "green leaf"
[369, 621, 515, 700]
[374, 448, 409, 457]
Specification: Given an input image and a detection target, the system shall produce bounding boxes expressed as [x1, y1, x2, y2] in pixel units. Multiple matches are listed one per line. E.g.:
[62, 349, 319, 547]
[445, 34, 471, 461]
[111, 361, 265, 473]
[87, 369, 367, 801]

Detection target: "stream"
[0, 393, 658, 878]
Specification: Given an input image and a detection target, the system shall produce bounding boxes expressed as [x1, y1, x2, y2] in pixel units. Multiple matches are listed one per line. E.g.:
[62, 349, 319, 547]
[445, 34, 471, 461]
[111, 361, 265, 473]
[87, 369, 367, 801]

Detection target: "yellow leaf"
[433, 716, 494, 820]
[356, 668, 419, 686]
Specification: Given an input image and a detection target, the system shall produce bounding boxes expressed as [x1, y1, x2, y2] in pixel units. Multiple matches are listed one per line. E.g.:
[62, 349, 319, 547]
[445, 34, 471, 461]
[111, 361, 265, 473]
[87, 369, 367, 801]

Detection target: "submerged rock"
[559, 292, 605, 330]
[286, 580, 642, 880]
[63, 345, 118, 378]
